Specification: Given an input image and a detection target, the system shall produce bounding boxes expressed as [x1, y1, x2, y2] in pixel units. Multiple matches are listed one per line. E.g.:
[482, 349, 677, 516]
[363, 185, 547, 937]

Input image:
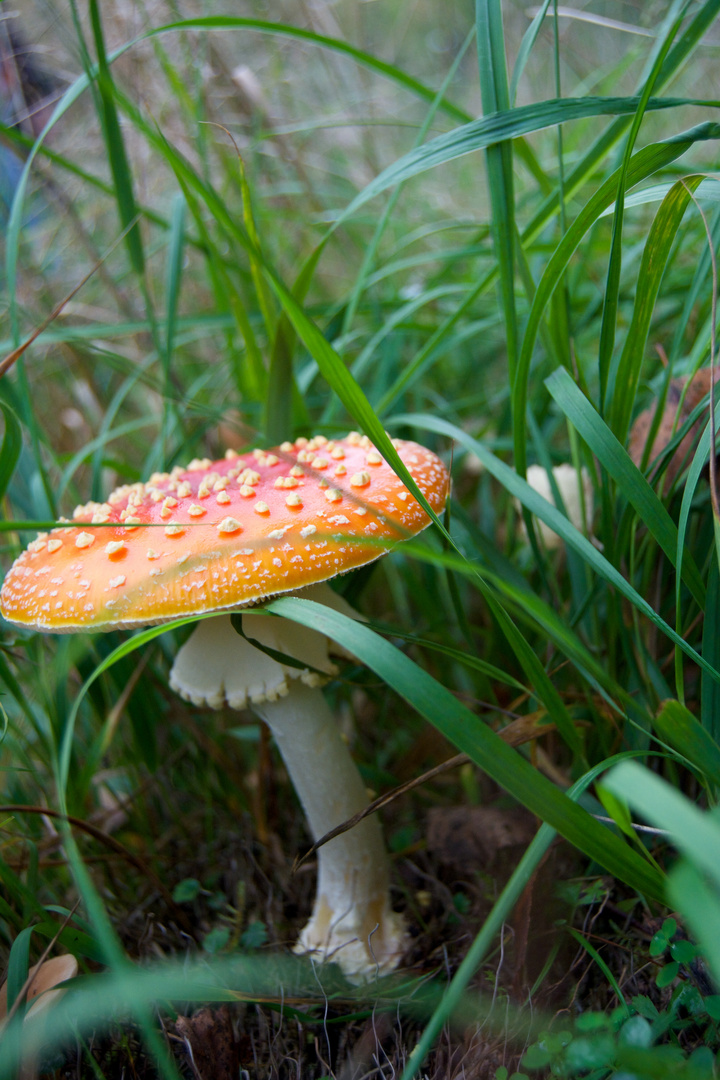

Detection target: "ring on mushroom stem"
[1, 432, 449, 980]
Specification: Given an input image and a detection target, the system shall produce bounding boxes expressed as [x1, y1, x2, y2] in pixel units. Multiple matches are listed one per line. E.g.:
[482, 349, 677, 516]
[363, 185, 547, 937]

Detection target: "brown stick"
[0, 217, 140, 379]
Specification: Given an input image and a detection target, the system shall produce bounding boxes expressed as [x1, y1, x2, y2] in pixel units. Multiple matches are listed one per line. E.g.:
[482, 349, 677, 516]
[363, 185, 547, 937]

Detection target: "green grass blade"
[148, 16, 472, 123]
[265, 241, 328, 443]
[509, 0, 552, 105]
[396, 413, 720, 686]
[608, 176, 703, 442]
[670, 199, 720, 363]
[512, 122, 720, 476]
[6, 925, 32, 1015]
[603, 761, 720, 890]
[376, 278, 493, 415]
[519, 0, 720, 260]
[667, 861, 720, 986]
[675, 401, 720, 701]
[656, 0, 720, 86]
[0, 401, 22, 503]
[402, 748, 658, 1079]
[57, 617, 199, 798]
[652, 699, 720, 789]
[88, 0, 144, 275]
[702, 561, 720, 741]
[545, 366, 705, 607]
[597, 7, 686, 408]
[235, 152, 276, 344]
[599, 177, 720, 216]
[371, 625, 530, 694]
[339, 29, 473, 344]
[334, 97, 717, 227]
[164, 193, 187, 369]
[476, 0, 517, 381]
[267, 597, 664, 900]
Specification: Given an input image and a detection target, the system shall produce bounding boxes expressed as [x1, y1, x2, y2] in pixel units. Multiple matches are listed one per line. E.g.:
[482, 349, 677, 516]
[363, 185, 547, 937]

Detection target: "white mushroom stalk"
[170, 584, 406, 979]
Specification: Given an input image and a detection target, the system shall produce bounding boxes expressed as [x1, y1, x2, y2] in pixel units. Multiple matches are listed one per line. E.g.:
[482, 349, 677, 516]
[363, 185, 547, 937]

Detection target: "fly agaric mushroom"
[1, 433, 448, 979]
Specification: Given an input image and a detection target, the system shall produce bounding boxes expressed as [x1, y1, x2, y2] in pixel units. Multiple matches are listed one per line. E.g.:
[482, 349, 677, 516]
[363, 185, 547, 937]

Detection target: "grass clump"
[2, 0, 720, 1076]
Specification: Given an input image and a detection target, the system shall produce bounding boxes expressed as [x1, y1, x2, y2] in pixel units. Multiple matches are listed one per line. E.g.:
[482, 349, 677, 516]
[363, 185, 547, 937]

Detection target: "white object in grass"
[522, 464, 593, 551]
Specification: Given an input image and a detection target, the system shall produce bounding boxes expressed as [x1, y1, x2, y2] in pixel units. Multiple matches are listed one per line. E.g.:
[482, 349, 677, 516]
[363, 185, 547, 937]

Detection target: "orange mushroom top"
[0, 433, 448, 632]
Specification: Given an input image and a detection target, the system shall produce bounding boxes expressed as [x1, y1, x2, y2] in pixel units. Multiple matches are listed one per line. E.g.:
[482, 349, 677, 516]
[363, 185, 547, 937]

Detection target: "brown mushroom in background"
[0, 432, 449, 979]
[629, 368, 712, 487]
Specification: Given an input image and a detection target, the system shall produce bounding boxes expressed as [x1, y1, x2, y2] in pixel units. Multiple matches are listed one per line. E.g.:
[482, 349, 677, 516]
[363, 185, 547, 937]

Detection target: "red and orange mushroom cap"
[1, 433, 448, 632]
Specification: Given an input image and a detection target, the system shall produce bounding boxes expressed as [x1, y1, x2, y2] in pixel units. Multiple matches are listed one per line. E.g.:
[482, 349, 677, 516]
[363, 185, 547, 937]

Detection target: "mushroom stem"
[254, 683, 405, 979]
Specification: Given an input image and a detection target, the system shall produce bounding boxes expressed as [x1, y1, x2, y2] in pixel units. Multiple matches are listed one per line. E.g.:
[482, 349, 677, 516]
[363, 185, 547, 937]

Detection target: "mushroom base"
[254, 683, 407, 980]
[295, 889, 407, 979]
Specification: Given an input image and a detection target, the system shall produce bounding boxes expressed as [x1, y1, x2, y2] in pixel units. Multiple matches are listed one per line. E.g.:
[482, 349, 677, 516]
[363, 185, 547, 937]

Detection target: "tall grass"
[2, 1, 720, 1075]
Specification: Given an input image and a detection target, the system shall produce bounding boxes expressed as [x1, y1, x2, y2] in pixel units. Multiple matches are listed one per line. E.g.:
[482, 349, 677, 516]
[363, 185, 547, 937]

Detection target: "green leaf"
[649, 933, 669, 959]
[619, 1015, 652, 1049]
[704, 995, 720, 1020]
[203, 927, 230, 954]
[6, 925, 33, 1015]
[521, 1044, 551, 1070]
[596, 784, 636, 841]
[670, 939, 699, 964]
[240, 921, 268, 950]
[652, 699, 720, 789]
[565, 1035, 615, 1071]
[172, 878, 201, 904]
[656, 961, 680, 988]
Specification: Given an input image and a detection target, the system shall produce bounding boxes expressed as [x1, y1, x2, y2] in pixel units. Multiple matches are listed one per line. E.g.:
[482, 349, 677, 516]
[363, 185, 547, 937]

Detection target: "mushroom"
[1, 432, 448, 979]
[520, 464, 593, 551]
